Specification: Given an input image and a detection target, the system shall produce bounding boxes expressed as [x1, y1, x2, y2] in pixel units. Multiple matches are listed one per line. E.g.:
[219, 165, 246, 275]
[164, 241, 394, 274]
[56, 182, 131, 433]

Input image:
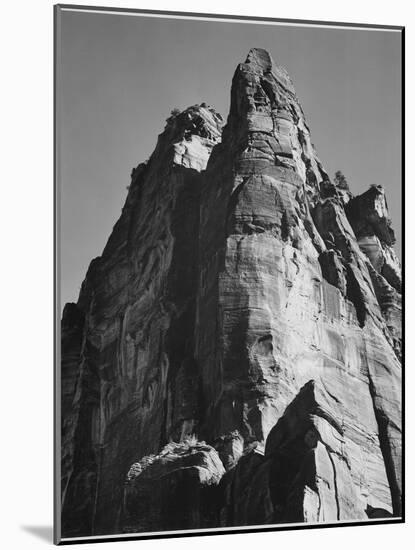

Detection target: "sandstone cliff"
[60, 48, 402, 537]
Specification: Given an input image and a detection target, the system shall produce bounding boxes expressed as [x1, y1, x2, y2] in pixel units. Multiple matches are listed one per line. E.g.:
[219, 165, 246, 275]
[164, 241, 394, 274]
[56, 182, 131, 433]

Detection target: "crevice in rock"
[260, 77, 277, 108]
[325, 447, 340, 521]
[367, 370, 401, 516]
[281, 211, 290, 241]
[225, 177, 250, 236]
[345, 265, 367, 327]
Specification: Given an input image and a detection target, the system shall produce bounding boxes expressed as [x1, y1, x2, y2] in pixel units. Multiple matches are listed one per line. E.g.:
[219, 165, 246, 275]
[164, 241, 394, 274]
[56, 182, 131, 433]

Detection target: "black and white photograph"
[55, 5, 403, 544]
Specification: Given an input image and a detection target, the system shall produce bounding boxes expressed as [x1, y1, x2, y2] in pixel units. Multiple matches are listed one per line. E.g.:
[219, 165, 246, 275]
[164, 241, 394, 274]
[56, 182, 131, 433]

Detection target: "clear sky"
[59, 10, 402, 308]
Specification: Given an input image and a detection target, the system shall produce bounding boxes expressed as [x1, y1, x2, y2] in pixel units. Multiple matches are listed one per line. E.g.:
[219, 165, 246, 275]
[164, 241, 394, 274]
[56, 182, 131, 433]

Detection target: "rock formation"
[60, 48, 402, 538]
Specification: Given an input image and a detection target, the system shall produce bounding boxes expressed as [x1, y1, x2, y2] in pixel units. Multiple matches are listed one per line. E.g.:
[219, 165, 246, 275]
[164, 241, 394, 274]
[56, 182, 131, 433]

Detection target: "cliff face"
[61, 49, 402, 537]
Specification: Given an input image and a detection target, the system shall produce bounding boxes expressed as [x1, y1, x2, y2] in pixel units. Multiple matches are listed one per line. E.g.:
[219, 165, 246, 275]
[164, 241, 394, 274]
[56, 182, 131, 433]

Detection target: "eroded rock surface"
[61, 49, 402, 537]
[123, 439, 225, 532]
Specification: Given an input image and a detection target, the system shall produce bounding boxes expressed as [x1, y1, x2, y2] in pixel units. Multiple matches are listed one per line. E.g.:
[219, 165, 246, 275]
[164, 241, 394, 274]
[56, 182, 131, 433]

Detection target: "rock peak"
[163, 103, 223, 139]
[245, 48, 274, 72]
[144, 103, 223, 173]
[225, 47, 325, 198]
[61, 47, 402, 537]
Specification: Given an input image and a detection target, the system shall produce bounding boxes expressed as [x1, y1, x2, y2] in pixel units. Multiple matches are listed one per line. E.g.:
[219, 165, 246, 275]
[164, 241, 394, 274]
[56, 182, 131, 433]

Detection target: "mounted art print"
[54, 4, 404, 544]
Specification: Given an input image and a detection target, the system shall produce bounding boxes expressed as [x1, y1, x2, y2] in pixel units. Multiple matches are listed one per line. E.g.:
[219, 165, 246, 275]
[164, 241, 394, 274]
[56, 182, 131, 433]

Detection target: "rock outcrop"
[60, 48, 402, 538]
[123, 438, 225, 532]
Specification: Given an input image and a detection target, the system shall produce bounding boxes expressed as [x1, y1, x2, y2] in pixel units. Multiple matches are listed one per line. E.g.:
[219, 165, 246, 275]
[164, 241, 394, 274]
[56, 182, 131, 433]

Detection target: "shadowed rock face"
[61, 49, 402, 537]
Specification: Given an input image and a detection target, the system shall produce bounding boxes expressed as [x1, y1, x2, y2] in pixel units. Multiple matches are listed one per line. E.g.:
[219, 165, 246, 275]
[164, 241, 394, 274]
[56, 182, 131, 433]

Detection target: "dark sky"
[59, 9, 402, 307]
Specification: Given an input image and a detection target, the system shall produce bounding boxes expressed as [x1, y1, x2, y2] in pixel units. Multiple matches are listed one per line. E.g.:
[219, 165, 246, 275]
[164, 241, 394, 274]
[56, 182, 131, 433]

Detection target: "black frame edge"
[400, 24, 405, 524]
[55, 3, 404, 31]
[54, 3, 62, 546]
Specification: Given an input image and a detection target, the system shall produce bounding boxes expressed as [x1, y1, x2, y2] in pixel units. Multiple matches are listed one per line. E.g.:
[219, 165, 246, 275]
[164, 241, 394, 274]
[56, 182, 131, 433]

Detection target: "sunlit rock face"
[61, 49, 402, 537]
